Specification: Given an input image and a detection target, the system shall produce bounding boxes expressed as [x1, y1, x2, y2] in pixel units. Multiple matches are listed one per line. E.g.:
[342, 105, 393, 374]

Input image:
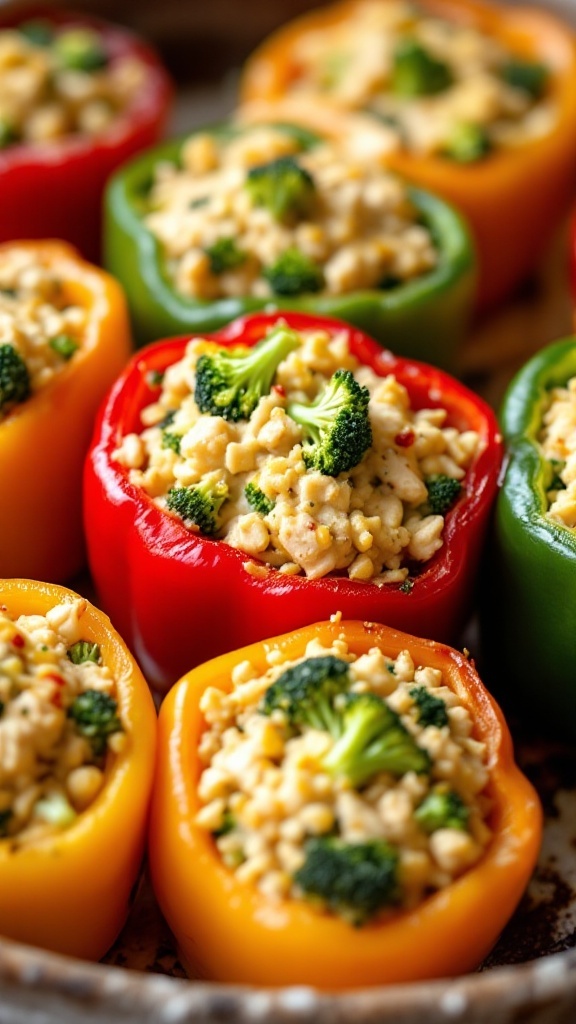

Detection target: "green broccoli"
[194, 324, 300, 422]
[0, 343, 31, 414]
[244, 481, 275, 516]
[501, 59, 549, 99]
[18, 19, 54, 46]
[287, 368, 372, 476]
[245, 155, 316, 222]
[67, 641, 101, 666]
[424, 474, 462, 516]
[49, 334, 79, 360]
[409, 685, 449, 728]
[68, 689, 122, 756]
[323, 692, 431, 787]
[294, 837, 400, 925]
[391, 39, 453, 97]
[54, 28, 109, 72]
[415, 788, 469, 833]
[204, 237, 247, 275]
[263, 247, 324, 297]
[161, 429, 182, 455]
[261, 655, 350, 735]
[166, 471, 229, 536]
[443, 123, 492, 163]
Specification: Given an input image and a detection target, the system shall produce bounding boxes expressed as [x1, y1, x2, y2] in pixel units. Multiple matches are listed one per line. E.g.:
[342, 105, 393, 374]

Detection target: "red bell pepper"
[0, 10, 172, 262]
[85, 312, 503, 693]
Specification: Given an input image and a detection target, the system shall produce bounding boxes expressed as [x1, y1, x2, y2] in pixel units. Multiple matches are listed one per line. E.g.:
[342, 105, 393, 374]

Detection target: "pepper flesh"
[485, 336, 576, 741]
[0, 578, 157, 960]
[104, 125, 475, 369]
[84, 311, 503, 694]
[149, 618, 542, 988]
[0, 240, 132, 582]
[240, 0, 576, 310]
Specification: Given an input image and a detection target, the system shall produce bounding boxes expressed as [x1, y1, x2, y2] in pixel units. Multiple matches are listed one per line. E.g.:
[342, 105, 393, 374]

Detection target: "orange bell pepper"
[240, 0, 576, 309]
[0, 240, 131, 582]
[0, 578, 157, 960]
[149, 619, 542, 988]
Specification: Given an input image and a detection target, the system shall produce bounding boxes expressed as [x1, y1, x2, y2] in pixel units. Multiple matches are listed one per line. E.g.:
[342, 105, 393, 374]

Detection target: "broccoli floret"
[294, 837, 400, 925]
[409, 685, 449, 728]
[263, 247, 324, 297]
[287, 368, 372, 476]
[195, 325, 300, 422]
[261, 655, 350, 735]
[501, 59, 549, 99]
[415, 788, 469, 833]
[424, 474, 462, 516]
[203, 237, 247, 275]
[54, 28, 109, 72]
[443, 123, 491, 163]
[323, 692, 431, 787]
[161, 429, 182, 455]
[49, 334, 78, 360]
[0, 343, 31, 414]
[245, 155, 316, 222]
[392, 39, 453, 97]
[244, 481, 275, 516]
[68, 689, 122, 757]
[166, 471, 229, 536]
[67, 641, 101, 666]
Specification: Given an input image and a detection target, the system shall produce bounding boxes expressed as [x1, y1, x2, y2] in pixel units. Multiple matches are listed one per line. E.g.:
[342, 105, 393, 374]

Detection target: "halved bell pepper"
[240, 0, 576, 310]
[0, 10, 172, 262]
[104, 123, 475, 369]
[149, 618, 542, 988]
[84, 311, 503, 694]
[0, 578, 157, 960]
[485, 336, 576, 740]
[0, 240, 132, 582]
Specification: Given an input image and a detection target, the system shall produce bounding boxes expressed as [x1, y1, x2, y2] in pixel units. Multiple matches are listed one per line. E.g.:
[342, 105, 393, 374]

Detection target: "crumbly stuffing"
[0, 598, 125, 842]
[145, 125, 438, 300]
[282, 0, 554, 156]
[194, 636, 492, 916]
[540, 375, 576, 528]
[0, 23, 147, 146]
[114, 324, 481, 583]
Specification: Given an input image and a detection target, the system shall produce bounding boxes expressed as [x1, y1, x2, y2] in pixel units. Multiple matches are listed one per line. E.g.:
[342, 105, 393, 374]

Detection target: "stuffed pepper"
[0, 10, 172, 260]
[486, 336, 576, 741]
[85, 311, 502, 693]
[149, 617, 541, 987]
[0, 578, 157, 960]
[0, 239, 132, 582]
[105, 121, 475, 368]
[240, 0, 576, 309]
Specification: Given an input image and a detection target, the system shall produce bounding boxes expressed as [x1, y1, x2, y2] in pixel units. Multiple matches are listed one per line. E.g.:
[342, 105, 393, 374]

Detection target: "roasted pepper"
[149, 618, 542, 987]
[84, 311, 502, 693]
[0, 578, 157, 960]
[0, 10, 172, 261]
[240, 0, 576, 310]
[485, 336, 576, 740]
[0, 240, 132, 582]
[104, 122, 475, 369]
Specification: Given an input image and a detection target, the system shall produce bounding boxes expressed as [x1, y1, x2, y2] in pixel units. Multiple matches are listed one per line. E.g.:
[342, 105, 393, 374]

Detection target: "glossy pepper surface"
[104, 123, 475, 369]
[0, 578, 157, 960]
[240, 0, 576, 310]
[84, 311, 502, 694]
[486, 336, 576, 740]
[0, 240, 132, 582]
[149, 618, 542, 988]
[0, 10, 172, 262]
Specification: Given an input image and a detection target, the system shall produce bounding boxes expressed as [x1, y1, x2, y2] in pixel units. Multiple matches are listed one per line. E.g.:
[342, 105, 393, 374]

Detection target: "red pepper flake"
[395, 429, 415, 448]
[45, 672, 65, 687]
[272, 384, 286, 398]
[11, 634, 24, 648]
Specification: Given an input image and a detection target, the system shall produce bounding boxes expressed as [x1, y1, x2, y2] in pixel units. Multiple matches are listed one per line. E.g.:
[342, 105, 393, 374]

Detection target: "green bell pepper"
[485, 336, 576, 739]
[104, 123, 476, 368]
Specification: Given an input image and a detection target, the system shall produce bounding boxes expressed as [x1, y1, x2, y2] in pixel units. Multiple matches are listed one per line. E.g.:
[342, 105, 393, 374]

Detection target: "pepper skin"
[104, 125, 475, 369]
[485, 336, 576, 740]
[0, 10, 172, 262]
[149, 618, 541, 988]
[0, 578, 157, 960]
[0, 240, 132, 582]
[84, 311, 502, 694]
[240, 0, 576, 310]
